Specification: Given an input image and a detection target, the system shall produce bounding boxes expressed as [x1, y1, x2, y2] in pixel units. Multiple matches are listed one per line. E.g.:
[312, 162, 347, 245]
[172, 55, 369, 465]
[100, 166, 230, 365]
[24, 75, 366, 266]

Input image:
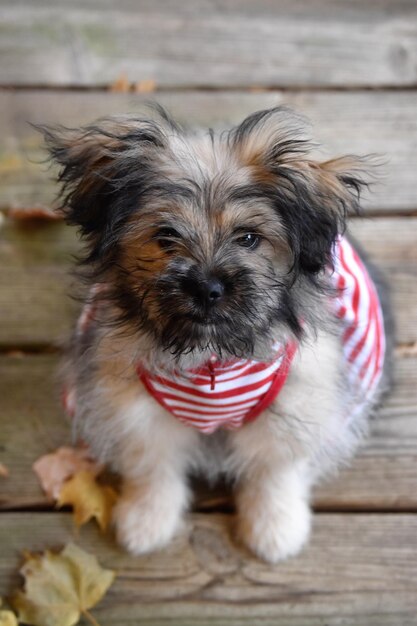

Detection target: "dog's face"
[43, 107, 366, 360]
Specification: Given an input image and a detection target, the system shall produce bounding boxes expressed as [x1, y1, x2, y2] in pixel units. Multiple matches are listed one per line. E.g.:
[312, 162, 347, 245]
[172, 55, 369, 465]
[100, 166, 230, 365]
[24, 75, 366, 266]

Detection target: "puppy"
[42, 106, 392, 563]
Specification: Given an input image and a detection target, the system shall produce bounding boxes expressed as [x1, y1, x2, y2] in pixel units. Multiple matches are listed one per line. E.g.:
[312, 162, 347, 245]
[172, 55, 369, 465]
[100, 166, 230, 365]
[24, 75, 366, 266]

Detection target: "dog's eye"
[236, 233, 261, 250]
[156, 227, 180, 249]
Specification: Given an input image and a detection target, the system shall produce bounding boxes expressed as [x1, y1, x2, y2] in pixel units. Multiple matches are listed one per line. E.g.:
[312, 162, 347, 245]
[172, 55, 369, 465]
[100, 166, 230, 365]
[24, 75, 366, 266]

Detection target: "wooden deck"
[1, 1, 417, 624]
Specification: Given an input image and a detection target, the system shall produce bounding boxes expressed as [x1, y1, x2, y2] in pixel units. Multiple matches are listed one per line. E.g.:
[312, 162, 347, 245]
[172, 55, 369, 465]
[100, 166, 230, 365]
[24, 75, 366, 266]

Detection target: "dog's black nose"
[205, 278, 224, 304]
[181, 274, 225, 308]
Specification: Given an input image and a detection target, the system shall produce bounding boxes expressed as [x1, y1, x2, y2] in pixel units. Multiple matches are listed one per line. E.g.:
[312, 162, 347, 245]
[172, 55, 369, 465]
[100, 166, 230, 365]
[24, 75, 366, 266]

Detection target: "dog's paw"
[113, 486, 184, 555]
[238, 496, 312, 563]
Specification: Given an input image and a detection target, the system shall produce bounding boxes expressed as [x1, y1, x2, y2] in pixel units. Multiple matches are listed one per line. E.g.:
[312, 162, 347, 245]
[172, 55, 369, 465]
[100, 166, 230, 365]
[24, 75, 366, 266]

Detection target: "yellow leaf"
[0, 612, 18, 626]
[58, 471, 117, 532]
[0, 599, 18, 626]
[12, 543, 115, 626]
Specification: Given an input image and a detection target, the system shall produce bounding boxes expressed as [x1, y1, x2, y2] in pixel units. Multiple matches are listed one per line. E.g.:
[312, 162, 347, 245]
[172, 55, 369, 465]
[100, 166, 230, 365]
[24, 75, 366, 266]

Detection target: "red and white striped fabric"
[138, 343, 297, 434]
[63, 236, 385, 434]
[331, 236, 385, 417]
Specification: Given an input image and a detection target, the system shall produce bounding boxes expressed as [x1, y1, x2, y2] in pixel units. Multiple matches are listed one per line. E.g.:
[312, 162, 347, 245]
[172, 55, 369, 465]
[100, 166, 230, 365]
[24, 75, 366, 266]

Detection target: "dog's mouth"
[168, 304, 227, 325]
[156, 305, 265, 361]
[182, 313, 218, 326]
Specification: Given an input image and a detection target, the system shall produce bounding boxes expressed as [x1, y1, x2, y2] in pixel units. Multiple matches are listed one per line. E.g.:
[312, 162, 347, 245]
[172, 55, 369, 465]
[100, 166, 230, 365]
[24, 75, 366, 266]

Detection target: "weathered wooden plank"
[1, 216, 416, 347]
[0, 219, 79, 347]
[0, 355, 69, 508]
[0, 512, 416, 625]
[1, 90, 417, 213]
[0, 353, 416, 511]
[1, 0, 417, 88]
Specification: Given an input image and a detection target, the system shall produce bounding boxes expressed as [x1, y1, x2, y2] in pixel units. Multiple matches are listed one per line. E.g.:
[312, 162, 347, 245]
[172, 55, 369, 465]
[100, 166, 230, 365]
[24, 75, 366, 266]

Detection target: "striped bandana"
[63, 236, 385, 434]
[138, 342, 297, 434]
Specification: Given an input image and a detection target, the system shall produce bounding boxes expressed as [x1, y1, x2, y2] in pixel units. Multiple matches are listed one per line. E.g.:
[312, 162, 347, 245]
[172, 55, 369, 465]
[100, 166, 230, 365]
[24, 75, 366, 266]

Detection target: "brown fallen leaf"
[110, 73, 130, 92]
[0, 154, 23, 173]
[0, 599, 18, 626]
[33, 446, 103, 499]
[395, 342, 417, 357]
[249, 85, 268, 93]
[4, 350, 24, 358]
[8, 207, 61, 222]
[58, 470, 118, 532]
[134, 79, 156, 93]
[12, 542, 115, 626]
[0, 463, 9, 478]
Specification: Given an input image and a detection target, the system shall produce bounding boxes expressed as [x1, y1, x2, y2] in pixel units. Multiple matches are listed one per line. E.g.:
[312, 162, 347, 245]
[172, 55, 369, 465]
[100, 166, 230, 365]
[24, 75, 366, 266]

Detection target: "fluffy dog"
[42, 106, 392, 562]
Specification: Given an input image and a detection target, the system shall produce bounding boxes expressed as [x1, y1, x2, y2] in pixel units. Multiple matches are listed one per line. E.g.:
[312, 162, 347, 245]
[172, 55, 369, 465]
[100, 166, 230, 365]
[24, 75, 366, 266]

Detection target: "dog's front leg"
[114, 466, 188, 556]
[110, 405, 197, 556]
[230, 423, 312, 563]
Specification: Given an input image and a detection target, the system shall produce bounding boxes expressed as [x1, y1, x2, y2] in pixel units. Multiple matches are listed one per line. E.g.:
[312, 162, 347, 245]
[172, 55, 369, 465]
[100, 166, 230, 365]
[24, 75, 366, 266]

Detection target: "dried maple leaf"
[58, 470, 118, 532]
[0, 599, 18, 626]
[33, 446, 103, 499]
[12, 542, 115, 626]
[0, 612, 18, 626]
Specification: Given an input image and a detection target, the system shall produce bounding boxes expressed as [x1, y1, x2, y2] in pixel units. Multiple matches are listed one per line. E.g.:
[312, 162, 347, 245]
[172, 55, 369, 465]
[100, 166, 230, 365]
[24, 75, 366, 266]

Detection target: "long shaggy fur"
[41, 106, 392, 562]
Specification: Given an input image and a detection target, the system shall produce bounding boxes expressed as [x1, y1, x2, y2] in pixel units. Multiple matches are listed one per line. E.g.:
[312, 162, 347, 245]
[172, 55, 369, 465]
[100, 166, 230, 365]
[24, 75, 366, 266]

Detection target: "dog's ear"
[39, 117, 168, 247]
[230, 107, 369, 275]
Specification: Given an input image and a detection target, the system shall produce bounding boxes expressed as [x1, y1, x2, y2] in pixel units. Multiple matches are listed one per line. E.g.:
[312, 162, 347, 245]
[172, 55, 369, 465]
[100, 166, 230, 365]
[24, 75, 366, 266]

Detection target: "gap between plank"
[1, 502, 416, 515]
[1, 84, 417, 93]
